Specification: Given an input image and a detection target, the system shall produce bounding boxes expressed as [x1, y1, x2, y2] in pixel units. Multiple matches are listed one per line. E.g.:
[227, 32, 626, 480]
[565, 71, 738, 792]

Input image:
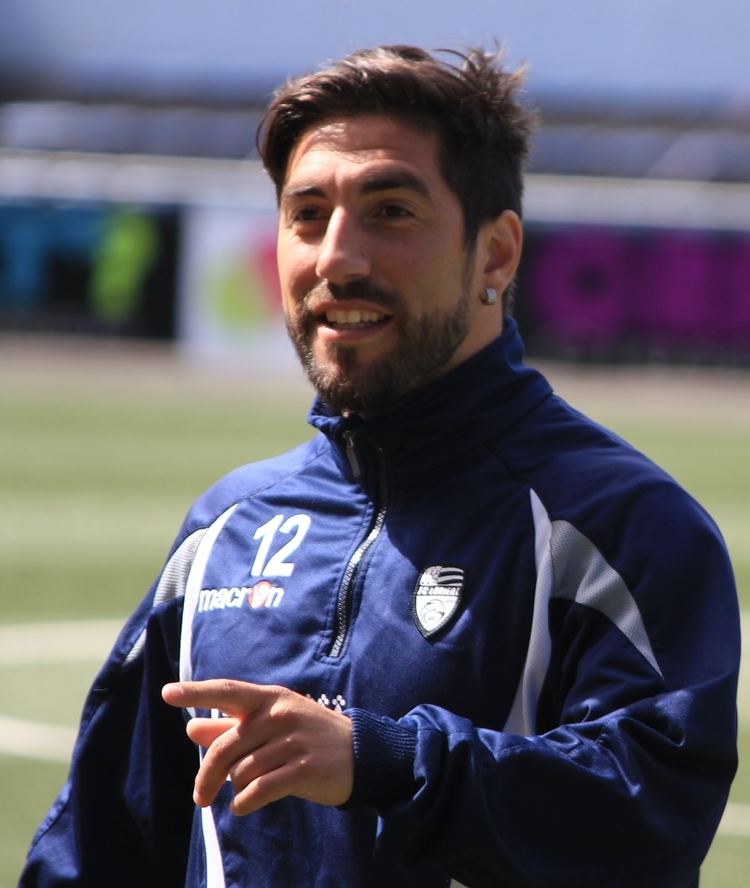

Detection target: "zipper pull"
[342, 430, 362, 481]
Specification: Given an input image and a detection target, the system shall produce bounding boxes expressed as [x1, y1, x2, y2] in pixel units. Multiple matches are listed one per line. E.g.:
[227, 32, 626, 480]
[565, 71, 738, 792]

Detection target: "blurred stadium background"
[1, 1, 748, 884]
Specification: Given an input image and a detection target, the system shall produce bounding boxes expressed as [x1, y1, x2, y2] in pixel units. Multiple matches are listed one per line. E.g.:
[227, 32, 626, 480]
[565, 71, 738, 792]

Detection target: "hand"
[162, 680, 354, 816]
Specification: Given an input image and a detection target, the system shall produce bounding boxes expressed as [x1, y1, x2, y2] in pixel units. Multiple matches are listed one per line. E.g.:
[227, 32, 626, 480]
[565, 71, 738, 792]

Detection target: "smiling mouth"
[323, 309, 391, 329]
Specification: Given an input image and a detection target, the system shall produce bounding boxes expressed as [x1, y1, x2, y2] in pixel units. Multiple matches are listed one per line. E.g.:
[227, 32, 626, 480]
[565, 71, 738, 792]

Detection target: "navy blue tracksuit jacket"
[22, 319, 739, 887]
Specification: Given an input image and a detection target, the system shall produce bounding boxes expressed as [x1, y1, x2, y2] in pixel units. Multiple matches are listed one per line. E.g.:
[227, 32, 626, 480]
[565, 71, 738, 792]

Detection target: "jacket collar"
[307, 318, 552, 485]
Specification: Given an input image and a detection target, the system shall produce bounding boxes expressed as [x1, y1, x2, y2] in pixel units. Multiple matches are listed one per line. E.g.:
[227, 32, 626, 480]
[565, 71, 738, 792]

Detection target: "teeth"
[325, 309, 386, 325]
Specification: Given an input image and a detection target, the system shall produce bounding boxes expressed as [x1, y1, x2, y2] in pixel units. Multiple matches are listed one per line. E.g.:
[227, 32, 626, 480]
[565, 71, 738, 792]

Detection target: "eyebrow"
[281, 170, 433, 205]
[360, 171, 432, 199]
[281, 185, 326, 204]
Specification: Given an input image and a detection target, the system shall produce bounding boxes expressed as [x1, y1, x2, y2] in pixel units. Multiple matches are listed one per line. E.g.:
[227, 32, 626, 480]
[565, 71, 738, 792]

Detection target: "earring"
[480, 287, 497, 305]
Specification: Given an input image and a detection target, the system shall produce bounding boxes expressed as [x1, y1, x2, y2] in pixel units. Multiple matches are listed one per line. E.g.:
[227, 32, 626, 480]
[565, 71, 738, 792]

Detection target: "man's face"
[276, 114, 490, 414]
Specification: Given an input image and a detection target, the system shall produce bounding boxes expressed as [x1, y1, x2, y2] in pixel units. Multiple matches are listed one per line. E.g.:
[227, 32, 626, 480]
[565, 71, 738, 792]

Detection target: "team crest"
[412, 565, 465, 638]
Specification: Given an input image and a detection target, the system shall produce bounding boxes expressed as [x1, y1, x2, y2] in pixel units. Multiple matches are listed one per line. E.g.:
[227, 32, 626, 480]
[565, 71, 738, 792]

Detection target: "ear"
[478, 210, 523, 295]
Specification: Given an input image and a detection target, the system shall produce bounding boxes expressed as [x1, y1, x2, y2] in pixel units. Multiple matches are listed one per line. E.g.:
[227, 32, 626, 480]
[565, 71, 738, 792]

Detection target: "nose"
[315, 209, 370, 284]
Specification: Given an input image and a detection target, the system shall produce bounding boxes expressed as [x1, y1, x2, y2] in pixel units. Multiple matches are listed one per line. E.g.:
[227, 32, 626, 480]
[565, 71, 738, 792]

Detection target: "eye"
[374, 202, 413, 220]
[291, 206, 327, 224]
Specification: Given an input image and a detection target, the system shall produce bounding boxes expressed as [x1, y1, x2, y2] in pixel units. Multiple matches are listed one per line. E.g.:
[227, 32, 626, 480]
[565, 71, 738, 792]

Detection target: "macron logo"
[198, 581, 284, 613]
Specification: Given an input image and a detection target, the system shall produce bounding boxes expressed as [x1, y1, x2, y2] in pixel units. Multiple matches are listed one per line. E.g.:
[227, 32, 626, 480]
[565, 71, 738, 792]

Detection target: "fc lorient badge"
[413, 565, 465, 638]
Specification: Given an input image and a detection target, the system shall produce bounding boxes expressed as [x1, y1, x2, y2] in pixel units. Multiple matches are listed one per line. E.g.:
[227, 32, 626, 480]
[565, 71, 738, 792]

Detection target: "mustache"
[305, 279, 400, 312]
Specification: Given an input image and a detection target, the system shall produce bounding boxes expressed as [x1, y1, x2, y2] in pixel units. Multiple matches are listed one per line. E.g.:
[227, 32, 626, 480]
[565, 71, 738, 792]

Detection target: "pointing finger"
[162, 680, 270, 717]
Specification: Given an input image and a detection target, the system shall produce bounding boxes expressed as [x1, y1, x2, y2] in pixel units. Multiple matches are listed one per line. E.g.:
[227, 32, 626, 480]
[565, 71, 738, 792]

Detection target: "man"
[22, 46, 739, 887]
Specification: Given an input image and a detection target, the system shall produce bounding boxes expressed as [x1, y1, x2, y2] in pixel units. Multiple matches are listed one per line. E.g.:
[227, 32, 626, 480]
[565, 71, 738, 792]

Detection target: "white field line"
[1, 616, 748, 837]
[0, 619, 123, 665]
[720, 802, 750, 838]
[0, 715, 77, 761]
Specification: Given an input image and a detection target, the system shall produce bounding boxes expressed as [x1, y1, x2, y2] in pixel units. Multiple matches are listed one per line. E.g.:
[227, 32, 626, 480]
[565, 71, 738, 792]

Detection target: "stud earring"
[480, 287, 497, 305]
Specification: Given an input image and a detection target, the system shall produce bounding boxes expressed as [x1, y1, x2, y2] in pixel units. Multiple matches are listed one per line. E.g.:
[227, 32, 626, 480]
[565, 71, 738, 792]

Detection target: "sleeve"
[344, 488, 740, 888]
[19, 531, 204, 888]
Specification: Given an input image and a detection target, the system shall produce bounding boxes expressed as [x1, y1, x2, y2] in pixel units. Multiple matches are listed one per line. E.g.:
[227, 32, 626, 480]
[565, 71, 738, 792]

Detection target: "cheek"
[409, 250, 469, 312]
[276, 242, 314, 301]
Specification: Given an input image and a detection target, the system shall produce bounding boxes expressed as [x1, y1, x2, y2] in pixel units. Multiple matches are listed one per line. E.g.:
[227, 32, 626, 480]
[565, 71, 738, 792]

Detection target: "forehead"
[282, 114, 446, 193]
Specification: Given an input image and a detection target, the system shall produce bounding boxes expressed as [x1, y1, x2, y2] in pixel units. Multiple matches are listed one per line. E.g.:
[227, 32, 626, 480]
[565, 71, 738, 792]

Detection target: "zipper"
[342, 429, 362, 480]
[329, 432, 388, 658]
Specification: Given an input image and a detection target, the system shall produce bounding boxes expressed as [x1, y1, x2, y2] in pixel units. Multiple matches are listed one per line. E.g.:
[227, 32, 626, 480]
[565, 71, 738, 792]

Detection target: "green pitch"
[1, 344, 747, 886]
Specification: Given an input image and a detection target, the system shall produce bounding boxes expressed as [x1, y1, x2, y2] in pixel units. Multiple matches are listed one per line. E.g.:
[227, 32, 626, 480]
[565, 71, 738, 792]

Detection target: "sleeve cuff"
[342, 708, 418, 810]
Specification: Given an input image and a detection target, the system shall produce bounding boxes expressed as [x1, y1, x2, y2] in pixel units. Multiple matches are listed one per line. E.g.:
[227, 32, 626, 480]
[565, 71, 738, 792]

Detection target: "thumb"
[186, 716, 239, 749]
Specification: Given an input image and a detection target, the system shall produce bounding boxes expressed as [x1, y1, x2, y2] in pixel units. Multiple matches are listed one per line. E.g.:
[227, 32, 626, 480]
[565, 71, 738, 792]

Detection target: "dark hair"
[257, 45, 535, 247]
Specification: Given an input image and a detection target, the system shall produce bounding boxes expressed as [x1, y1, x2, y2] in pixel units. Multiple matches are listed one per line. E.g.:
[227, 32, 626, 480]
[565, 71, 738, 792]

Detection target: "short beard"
[286, 276, 473, 415]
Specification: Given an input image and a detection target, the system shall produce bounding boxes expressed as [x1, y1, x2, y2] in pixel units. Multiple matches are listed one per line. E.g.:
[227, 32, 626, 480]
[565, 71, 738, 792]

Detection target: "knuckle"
[294, 755, 313, 779]
[220, 678, 238, 696]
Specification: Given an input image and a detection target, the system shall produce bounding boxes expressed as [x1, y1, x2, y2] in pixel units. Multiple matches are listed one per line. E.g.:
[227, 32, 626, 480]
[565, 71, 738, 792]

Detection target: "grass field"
[1, 335, 747, 886]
